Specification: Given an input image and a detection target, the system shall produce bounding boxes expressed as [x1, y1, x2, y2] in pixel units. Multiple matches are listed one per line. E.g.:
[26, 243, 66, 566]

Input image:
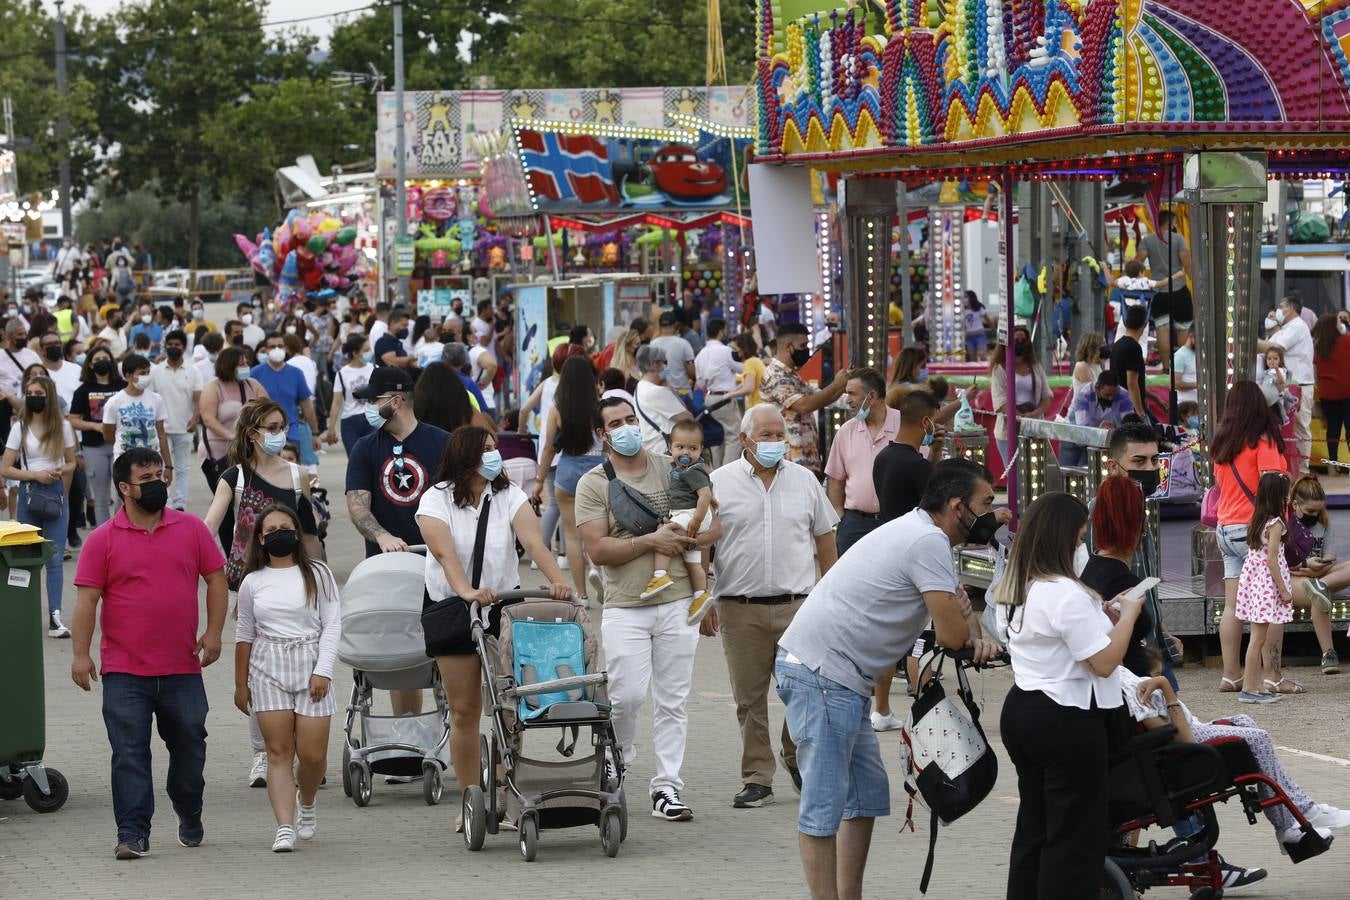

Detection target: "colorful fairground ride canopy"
[753, 0, 1350, 170]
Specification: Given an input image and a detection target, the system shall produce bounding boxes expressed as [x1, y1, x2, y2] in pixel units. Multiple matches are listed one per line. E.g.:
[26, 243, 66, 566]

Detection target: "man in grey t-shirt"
[650, 311, 696, 391]
[1135, 210, 1194, 370]
[775, 458, 1001, 898]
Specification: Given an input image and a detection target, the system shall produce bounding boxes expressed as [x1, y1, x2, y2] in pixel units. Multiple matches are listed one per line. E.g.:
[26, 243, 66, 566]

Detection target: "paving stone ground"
[3, 449, 1350, 899]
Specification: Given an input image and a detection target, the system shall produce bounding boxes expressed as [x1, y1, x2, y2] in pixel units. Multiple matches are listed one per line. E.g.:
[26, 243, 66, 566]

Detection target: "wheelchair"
[1100, 724, 1334, 898]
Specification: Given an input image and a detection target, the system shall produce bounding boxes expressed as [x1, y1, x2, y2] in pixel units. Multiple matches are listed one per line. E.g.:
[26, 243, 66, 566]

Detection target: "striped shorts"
[249, 630, 335, 718]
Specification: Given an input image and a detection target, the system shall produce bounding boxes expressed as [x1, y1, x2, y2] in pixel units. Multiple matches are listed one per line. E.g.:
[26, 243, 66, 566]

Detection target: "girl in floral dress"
[1235, 472, 1294, 704]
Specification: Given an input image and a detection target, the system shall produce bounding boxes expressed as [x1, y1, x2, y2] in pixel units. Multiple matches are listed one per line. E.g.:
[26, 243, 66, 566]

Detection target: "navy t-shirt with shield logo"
[345, 421, 451, 557]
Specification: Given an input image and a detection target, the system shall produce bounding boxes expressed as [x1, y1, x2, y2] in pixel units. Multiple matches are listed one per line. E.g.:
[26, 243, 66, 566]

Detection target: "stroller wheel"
[518, 814, 538, 862]
[351, 764, 372, 808]
[423, 766, 443, 805]
[1100, 858, 1133, 900]
[341, 746, 353, 798]
[463, 785, 487, 851]
[479, 735, 493, 791]
[616, 788, 628, 843]
[600, 807, 622, 858]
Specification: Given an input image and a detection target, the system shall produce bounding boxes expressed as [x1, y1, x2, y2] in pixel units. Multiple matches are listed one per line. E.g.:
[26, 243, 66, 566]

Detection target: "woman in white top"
[326, 333, 375, 450]
[234, 503, 341, 853]
[2, 374, 77, 637]
[416, 426, 569, 829]
[992, 491, 1145, 900]
[1071, 332, 1106, 398]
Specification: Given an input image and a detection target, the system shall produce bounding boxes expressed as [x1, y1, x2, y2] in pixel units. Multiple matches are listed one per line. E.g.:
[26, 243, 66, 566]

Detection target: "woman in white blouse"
[416, 426, 570, 831]
[992, 491, 1145, 900]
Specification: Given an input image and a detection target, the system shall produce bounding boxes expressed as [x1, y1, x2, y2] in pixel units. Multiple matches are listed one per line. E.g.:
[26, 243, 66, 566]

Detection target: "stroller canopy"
[338, 550, 430, 674]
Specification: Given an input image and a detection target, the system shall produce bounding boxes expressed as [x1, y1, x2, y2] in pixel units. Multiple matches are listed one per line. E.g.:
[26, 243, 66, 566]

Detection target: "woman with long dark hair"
[989, 325, 1052, 462]
[531, 355, 602, 601]
[1209, 380, 1287, 693]
[1312, 313, 1350, 462]
[993, 491, 1144, 900]
[68, 345, 126, 524]
[233, 503, 341, 852]
[412, 361, 495, 433]
[416, 426, 568, 831]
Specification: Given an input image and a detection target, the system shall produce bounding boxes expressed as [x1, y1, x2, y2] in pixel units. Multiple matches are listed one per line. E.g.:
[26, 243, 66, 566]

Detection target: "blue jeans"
[1059, 442, 1087, 469]
[835, 510, 881, 557]
[339, 414, 374, 451]
[101, 673, 209, 846]
[17, 481, 68, 616]
[774, 651, 890, 836]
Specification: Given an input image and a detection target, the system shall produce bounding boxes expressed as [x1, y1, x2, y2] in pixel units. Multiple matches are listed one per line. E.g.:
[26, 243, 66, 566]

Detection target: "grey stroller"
[337, 548, 451, 807]
[464, 591, 627, 860]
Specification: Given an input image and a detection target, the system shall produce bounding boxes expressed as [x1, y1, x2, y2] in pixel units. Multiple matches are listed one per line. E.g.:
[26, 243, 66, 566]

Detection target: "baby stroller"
[337, 547, 451, 808]
[463, 591, 626, 861]
[1102, 724, 1334, 898]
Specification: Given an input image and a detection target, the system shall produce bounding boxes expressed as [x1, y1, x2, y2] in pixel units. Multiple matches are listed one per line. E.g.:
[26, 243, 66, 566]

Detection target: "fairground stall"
[749, 0, 1350, 640]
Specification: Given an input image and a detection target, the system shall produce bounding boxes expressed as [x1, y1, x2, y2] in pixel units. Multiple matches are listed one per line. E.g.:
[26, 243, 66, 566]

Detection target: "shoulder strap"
[1228, 462, 1255, 503]
[233, 465, 245, 510]
[288, 461, 302, 504]
[602, 458, 618, 481]
[632, 388, 665, 436]
[18, 421, 28, 470]
[469, 492, 492, 589]
[4, 348, 23, 373]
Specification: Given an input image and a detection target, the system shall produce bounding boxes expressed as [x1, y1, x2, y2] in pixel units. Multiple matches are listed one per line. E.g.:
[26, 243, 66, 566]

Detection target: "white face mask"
[134, 375, 151, 391]
[267, 347, 286, 365]
[285, 325, 297, 335]
[1073, 542, 1089, 577]
[140, 314, 152, 325]
[241, 314, 253, 326]
[1274, 308, 1287, 325]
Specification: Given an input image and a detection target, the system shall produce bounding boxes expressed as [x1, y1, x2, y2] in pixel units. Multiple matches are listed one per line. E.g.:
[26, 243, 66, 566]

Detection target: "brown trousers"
[720, 598, 801, 786]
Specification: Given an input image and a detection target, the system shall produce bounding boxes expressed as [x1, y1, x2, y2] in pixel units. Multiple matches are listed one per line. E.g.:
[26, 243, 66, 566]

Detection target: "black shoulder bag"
[19, 424, 65, 522]
[421, 492, 491, 657]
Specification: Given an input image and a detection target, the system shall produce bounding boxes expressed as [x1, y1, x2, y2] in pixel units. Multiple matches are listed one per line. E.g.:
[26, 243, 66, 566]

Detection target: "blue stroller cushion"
[512, 620, 587, 721]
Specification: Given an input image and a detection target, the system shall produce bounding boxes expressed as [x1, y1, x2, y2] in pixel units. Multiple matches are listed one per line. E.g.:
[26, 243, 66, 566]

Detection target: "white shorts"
[669, 509, 710, 564]
[249, 632, 335, 718]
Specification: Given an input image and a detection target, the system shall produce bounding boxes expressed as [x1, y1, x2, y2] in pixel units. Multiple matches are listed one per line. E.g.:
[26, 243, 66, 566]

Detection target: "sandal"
[1219, 676, 1243, 692]
[1264, 678, 1307, 695]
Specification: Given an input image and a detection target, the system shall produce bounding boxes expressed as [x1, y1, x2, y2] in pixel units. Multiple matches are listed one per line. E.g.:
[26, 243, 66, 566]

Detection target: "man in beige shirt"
[575, 396, 721, 823]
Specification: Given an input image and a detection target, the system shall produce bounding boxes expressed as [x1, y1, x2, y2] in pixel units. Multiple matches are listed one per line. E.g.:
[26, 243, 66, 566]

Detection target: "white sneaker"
[248, 752, 267, 788]
[1306, 803, 1350, 831]
[871, 711, 903, 732]
[271, 824, 296, 852]
[296, 794, 317, 840]
[587, 567, 604, 605]
[1279, 822, 1333, 854]
[557, 555, 570, 571]
[47, 612, 70, 639]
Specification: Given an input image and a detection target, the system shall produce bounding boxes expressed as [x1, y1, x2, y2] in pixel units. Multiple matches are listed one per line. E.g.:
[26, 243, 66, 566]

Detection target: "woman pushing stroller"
[233, 503, 341, 852]
[415, 426, 571, 833]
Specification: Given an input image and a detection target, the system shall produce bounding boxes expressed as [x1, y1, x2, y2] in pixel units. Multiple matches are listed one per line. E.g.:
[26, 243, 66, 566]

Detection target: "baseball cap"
[658, 310, 677, 327]
[353, 366, 415, 400]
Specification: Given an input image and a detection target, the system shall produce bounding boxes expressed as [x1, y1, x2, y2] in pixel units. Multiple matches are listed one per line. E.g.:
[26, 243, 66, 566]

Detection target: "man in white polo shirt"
[694, 317, 745, 466]
[708, 403, 837, 811]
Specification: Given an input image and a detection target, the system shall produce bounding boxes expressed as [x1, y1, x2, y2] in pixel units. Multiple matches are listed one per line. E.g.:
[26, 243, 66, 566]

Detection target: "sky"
[48, 0, 370, 43]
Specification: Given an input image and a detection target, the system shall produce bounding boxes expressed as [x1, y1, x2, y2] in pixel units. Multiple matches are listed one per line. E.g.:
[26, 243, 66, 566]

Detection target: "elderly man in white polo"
[705, 403, 839, 810]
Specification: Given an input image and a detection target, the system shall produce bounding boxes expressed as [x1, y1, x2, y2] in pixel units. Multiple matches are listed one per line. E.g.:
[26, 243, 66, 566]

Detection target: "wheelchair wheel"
[1100, 858, 1133, 900]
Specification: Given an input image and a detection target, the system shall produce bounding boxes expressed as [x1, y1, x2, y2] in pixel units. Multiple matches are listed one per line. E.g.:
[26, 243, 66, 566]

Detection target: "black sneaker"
[1216, 855, 1267, 893]
[781, 754, 802, 794]
[651, 788, 693, 821]
[732, 783, 774, 808]
[114, 837, 150, 860]
[1322, 649, 1341, 675]
[177, 813, 204, 848]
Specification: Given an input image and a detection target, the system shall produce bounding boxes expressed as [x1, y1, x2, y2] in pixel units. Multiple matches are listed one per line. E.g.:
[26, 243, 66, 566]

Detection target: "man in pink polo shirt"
[824, 367, 900, 556]
[70, 447, 228, 861]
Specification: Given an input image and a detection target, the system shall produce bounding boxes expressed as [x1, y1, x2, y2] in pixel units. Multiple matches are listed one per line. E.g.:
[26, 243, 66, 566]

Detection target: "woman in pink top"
[1209, 381, 1287, 692]
[200, 346, 267, 468]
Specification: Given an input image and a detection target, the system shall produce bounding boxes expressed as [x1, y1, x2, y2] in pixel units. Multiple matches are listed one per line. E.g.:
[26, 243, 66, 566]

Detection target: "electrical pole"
[54, 0, 72, 239]
[393, 0, 408, 306]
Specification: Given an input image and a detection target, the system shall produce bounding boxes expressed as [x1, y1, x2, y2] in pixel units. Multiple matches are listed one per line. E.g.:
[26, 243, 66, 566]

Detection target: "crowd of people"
[13, 261, 1346, 900]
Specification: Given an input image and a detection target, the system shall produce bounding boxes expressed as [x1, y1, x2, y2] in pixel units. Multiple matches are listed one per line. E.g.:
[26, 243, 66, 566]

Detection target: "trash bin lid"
[0, 522, 44, 546]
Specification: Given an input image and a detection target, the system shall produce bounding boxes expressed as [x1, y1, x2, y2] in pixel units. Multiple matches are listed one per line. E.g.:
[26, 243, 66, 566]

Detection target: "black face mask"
[92, 358, 112, 376]
[1013, 340, 1029, 357]
[963, 504, 1001, 546]
[1127, 468, 1161, 498]
[166, 346, 184, 362]
[132, 479, 168, 514]
[790, 347, 811, 367]
[231, 334, 244, 346]
[263, 528, 299, 558]
[24, 395, 46, 414]
[1298, 513, 1321, 528]
[731, 350, 742, 363]
[43, 345, 62, 362]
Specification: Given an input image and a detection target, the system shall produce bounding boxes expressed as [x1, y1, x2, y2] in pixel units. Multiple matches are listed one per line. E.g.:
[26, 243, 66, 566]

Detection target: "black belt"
[844, 509, 881, 520]
[721, 594, 805, 605]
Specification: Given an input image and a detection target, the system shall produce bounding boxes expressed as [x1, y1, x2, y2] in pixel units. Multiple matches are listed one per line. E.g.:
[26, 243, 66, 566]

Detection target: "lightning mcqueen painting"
[645, 145, 727, 201]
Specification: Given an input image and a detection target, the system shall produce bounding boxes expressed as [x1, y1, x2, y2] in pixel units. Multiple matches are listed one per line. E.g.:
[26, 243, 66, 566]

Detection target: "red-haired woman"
[1079, 475, 1154, 677]
[1210, 381, 1288, 693]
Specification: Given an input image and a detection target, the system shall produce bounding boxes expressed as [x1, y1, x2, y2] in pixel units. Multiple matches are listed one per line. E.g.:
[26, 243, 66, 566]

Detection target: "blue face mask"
[364, 400, 390, 429]
[921, 419, 935, 447]
[917, 367, 929, 382]
[259, 430, 287, 456]
[75, 353, 86, 366]
[608, 424, 643, 457]
[362, 350, 373, 364]
[853, 393, 872, 423]
[1187, 415, 1201, 429]
[752, 440, 787, 468]
[236, 366, 251, 380]
[477, 449, 503, 481]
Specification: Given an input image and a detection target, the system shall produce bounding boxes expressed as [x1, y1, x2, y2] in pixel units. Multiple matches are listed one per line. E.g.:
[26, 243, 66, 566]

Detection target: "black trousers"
[1322, 397, 1350, 462]
[1000, 686, 1109, 900]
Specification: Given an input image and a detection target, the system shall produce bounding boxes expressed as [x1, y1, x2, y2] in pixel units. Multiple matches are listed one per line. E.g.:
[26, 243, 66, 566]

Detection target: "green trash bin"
[0, 537, 70, 813]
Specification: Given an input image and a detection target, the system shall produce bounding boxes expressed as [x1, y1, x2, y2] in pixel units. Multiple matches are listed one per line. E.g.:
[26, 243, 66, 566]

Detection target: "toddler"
[1235, 472, 1295, 704]
[1260, 347, 1297, 424]
[641, 419, 715, 624]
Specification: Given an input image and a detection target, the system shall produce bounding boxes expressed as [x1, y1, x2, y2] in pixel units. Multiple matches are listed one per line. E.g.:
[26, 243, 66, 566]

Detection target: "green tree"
[74, 183, 260, 269]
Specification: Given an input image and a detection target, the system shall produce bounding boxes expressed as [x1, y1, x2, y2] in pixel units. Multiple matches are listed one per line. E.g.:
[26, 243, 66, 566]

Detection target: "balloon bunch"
[235, 209, 364, 301]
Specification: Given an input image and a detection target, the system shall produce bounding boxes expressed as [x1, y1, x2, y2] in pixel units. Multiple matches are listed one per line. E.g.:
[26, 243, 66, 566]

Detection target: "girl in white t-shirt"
[0, 374, 77, 637]
[327, 334, 375, 450]
[234, 503, 341, 853]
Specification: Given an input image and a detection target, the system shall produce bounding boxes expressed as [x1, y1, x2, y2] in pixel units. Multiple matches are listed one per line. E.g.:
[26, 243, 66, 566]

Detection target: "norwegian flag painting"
[517, 129, 620, 207]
